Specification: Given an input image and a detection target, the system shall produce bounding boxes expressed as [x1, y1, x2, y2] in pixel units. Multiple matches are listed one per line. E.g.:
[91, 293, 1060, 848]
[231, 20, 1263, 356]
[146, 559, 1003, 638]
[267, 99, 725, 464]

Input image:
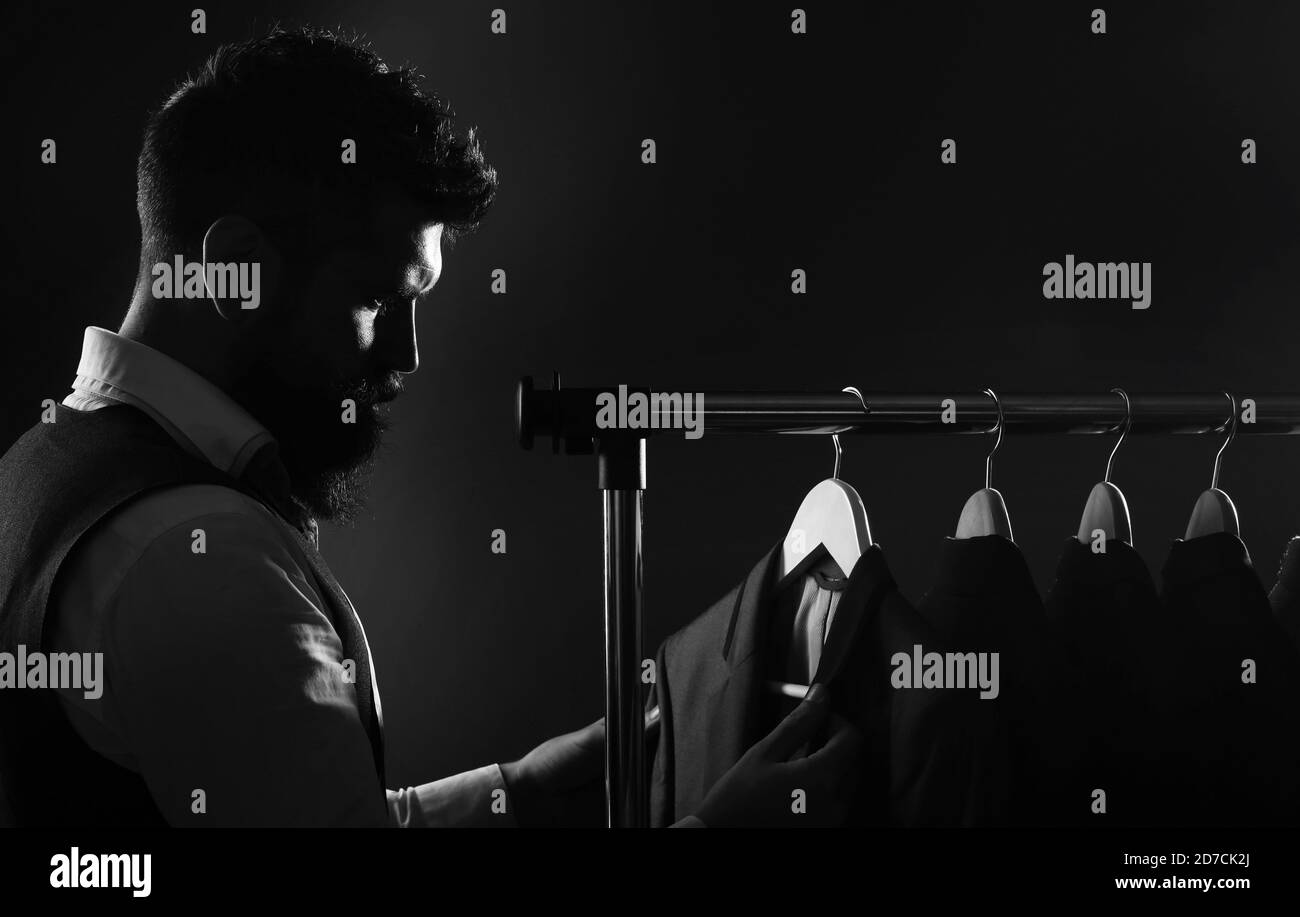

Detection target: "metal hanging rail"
[514, 374, 1300, 828]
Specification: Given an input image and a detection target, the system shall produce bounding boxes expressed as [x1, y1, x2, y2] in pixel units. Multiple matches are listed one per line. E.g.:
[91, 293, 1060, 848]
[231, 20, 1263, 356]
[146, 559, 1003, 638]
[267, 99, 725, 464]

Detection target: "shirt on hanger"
[1043, 536, 1164, 826]
[915, 534, 1075, 826]
[646, 541, 996, 827]
[1157, 532, 1300, 827]
[785, 555, 849, 684]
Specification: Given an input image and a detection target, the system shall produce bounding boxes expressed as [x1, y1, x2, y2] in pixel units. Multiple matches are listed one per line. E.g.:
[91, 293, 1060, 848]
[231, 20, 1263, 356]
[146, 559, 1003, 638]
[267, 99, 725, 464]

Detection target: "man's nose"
[378, 300, 419, 375]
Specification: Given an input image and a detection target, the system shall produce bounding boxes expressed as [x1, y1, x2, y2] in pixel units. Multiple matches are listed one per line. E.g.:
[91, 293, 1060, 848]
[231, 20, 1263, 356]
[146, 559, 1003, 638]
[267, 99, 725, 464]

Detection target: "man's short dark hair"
[136, 25, 498, 265]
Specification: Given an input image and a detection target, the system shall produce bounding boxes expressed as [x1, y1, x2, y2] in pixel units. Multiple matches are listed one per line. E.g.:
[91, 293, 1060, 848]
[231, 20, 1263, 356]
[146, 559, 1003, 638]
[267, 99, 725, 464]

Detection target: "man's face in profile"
[232, 193, 444, 523]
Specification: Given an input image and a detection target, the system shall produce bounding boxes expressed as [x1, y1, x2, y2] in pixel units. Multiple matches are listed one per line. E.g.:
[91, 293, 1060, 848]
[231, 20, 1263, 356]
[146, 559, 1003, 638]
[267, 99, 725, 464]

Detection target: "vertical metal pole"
[598, 436, 647, 828]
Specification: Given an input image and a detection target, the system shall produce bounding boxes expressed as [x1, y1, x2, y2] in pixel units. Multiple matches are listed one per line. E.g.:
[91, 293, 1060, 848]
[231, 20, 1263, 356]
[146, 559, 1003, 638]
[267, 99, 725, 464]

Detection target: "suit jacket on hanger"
[645, 541, 999, 828]
[1267, 536, 1300, 653]
[916, 534, 1075, 826]
[1044, 536, 1164, 826]
[1157, 532, 1300, 826]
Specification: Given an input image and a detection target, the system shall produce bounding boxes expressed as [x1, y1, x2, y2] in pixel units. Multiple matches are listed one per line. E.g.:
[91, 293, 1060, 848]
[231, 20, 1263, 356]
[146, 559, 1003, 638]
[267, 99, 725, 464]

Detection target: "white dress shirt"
[788, 556, 848, 683]
[49, 326, 512, 827]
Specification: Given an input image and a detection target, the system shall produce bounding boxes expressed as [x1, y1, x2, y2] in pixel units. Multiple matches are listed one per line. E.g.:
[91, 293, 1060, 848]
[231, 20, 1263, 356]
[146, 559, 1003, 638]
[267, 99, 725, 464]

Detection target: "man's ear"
[200, 215, 283, 324]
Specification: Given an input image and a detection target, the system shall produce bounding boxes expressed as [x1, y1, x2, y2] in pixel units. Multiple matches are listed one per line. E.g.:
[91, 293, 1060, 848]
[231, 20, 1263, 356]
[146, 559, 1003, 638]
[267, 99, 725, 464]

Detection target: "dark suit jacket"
[1268, 536, 1300, 653]
[646, 541, 999, 827]
[1158, 532, 1300, 826]
[1044, 536, 1164, 826]
[915, 534, 1075, 826]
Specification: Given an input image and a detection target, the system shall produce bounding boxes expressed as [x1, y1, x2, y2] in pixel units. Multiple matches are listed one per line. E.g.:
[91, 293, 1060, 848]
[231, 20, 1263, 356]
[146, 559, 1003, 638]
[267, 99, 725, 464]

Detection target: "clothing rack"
[513, 374, 1300, 827]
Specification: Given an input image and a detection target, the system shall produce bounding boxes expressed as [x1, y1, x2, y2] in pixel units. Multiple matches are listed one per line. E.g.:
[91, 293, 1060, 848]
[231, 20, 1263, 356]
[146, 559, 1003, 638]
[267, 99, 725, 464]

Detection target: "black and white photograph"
[1, 0, 1297, 899]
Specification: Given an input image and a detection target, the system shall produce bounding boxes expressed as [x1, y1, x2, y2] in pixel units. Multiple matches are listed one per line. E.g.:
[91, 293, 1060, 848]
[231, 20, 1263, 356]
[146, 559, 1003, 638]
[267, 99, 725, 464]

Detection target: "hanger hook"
[1211, 391, 1238, 491]
[1104, 388, 1132, 484]
[832, 386, 869, 481]
[983, 388, 1004, 490]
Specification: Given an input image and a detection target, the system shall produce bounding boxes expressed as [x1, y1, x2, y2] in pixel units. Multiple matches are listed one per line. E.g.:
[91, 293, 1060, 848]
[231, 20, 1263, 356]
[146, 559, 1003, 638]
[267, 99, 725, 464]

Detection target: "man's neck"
[117, 295, 240, 393]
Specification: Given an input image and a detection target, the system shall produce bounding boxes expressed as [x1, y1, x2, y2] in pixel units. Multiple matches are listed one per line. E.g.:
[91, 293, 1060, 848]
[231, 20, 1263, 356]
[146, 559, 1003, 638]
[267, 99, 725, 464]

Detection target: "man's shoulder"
[49, 482, 324, 660]
[63, 482, 309, 595]
[103, 483, 287, 549]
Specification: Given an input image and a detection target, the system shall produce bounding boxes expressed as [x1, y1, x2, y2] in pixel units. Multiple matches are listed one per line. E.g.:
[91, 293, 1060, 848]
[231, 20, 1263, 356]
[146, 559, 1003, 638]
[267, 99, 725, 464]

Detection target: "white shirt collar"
[66, 326, 274, 476]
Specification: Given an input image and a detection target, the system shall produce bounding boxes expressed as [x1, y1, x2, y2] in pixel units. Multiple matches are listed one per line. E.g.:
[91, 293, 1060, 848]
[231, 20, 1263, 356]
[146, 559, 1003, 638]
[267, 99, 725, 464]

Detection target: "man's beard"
[230, 352, 403, 525]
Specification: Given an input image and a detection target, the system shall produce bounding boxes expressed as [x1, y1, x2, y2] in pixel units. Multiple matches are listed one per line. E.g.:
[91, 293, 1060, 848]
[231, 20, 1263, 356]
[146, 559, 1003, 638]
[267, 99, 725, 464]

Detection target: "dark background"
[4, 0, 1300, 791]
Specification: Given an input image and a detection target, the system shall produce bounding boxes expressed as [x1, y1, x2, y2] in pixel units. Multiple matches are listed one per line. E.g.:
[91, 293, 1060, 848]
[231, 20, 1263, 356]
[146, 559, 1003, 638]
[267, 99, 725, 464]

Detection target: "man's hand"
[694, 685, 866, 827]
[500, 718, 605, 826]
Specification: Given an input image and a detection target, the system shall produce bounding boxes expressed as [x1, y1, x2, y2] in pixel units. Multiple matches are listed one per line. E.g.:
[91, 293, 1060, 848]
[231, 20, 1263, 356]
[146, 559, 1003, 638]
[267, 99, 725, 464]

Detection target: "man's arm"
[388, 765, 515, 827]
[88, 507, 507, 826]
[54, 495, 860, 828]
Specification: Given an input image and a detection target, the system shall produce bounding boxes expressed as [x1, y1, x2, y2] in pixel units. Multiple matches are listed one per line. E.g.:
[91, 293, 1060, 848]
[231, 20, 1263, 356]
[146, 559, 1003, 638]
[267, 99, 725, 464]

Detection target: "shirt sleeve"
[104, 510, 394, 826]
[387, 764, 518, 827]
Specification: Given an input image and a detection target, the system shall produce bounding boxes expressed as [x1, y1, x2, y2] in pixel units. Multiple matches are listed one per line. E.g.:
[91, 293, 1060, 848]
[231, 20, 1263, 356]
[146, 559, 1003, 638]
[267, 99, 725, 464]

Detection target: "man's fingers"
[759, 685, 832, 760]
[761, 716, 863, 828]
[570, 718, 607, 763]
[781, 712, 865, 786]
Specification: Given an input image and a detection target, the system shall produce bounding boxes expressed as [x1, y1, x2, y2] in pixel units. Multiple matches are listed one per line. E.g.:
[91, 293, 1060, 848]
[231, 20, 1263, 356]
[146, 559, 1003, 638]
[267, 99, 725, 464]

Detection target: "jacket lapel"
[695, 543, 782, 799]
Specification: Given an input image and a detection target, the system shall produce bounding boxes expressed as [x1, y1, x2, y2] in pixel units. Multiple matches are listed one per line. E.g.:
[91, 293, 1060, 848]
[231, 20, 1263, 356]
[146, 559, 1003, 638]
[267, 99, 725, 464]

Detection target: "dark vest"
[0, 402, 386, 826]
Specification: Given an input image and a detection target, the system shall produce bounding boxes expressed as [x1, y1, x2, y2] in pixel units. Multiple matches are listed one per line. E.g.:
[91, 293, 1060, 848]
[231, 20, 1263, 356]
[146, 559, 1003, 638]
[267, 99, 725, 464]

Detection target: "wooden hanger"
[778, 387, 872, 586]
[1185, 392, 1240, 539]
[764, 388, 873, 700]
[1078, 387, 1134, 546]
[956, 388, 1014, 541]
[641, 397, 873, 728]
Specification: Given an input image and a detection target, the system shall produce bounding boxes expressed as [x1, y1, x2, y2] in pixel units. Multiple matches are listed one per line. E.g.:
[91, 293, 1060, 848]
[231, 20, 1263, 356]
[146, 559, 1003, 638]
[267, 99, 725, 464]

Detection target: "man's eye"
[370, 295, 413, 316]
